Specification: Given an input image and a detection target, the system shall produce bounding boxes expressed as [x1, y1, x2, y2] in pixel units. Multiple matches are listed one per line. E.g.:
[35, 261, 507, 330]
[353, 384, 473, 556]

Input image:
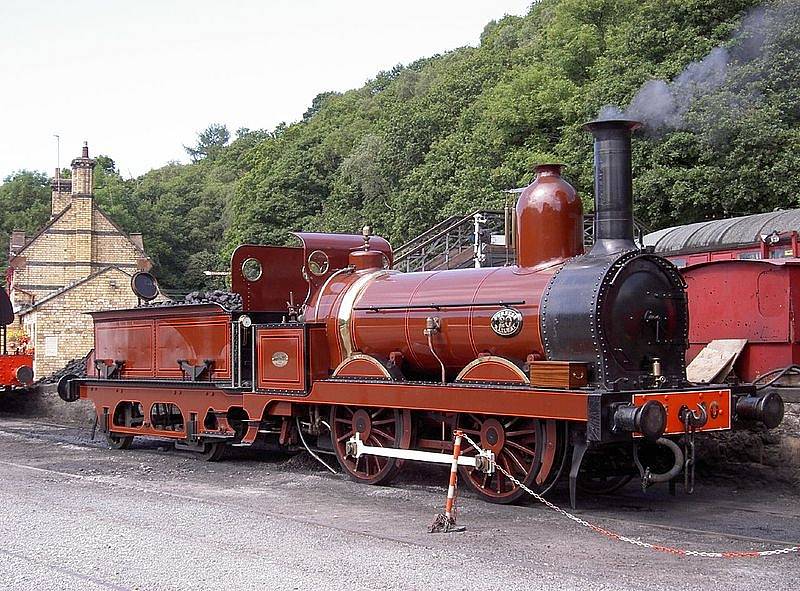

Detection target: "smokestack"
[583, 119, 641, 255]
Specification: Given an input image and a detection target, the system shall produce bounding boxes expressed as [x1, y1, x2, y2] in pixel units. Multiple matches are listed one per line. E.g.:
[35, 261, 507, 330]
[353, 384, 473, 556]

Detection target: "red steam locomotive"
[59, 120, 783, 506]
[0, 286, 33, 391]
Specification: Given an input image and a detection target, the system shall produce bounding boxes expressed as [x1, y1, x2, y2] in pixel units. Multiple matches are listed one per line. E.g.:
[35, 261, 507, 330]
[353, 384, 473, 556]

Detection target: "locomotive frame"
[59, 120, 784, 507]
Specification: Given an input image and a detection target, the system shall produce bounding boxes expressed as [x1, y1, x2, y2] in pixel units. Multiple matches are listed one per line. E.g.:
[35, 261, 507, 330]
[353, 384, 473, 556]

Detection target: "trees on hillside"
[0, 171, 51, 273]
[5, 0, 798, 292]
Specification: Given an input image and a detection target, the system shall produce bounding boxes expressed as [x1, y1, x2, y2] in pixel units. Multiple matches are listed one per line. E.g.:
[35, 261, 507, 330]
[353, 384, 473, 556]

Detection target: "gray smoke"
[598, 1, 790, 131]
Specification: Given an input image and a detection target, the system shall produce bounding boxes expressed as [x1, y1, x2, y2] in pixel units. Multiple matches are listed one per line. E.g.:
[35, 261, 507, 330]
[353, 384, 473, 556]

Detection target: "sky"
[0, 0, 532, 180]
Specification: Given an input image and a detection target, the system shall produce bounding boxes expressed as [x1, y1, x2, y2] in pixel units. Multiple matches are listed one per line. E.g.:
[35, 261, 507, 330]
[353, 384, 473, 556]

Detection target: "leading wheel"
[456, 414, 543, 504]
[106, 432, 134, 450]
[330, 406, 412, 485]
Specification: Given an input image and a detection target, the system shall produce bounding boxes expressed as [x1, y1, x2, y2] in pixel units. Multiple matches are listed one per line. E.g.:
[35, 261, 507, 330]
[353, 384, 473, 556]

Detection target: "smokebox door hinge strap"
[178, 359, 213, 381]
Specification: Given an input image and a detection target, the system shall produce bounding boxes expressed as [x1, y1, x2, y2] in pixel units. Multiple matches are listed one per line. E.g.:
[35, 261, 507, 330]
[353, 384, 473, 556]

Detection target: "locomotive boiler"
[59, 119, 784, 507]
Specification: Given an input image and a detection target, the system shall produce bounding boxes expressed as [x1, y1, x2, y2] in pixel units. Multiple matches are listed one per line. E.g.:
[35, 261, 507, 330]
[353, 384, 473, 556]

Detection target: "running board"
[346, 432, 495, 473]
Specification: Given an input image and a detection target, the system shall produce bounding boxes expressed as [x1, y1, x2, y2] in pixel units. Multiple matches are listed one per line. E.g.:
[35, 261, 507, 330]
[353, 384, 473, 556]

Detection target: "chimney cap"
[582, 118, 642, 133]
[81, 141, 89, 158]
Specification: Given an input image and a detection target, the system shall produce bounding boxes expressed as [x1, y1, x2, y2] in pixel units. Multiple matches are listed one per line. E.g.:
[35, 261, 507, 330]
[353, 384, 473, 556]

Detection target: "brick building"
[7, 143, 154, 377]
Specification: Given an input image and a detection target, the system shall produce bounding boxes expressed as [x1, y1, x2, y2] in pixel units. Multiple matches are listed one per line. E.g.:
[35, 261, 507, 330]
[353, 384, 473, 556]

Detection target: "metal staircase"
[392, 208, 649, 273]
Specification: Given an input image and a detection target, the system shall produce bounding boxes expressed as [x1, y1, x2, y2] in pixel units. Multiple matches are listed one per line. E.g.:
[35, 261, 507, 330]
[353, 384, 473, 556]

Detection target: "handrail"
[393, 214, 469, 258]
[394, 210, 504, 263]
[392, 205, 650, 273]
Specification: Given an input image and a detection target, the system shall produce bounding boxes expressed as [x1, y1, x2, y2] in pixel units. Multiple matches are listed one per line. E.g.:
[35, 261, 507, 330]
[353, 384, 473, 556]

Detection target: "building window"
[45, 336, 58, 357]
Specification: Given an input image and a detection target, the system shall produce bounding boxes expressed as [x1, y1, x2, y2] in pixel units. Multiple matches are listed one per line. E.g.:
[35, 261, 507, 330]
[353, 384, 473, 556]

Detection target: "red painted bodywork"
[0, 353, 34, 388]
[665, 230, 800, 269]
[305, 264, 558, 376]
[256, 327, 306, 391]
[74, 230, 733, 448]
[633, 390, 731, 435]
[231, 233, 393, 313]
[91, 304, 232, 382]
[515, 164, 583, 268]
[682, 259, 800, 382]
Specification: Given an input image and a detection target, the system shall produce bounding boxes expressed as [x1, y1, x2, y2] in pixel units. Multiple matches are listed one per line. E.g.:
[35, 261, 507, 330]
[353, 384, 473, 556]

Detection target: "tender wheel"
[199, 441, 228, 462]
[456, 414, 543, 504]
[106, 432, 134, 450]
[330, 406, 412, 485]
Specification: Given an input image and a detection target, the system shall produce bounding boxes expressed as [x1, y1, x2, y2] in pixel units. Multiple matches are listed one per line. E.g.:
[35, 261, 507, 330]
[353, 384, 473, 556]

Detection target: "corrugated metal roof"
[643, 209, 800, 254]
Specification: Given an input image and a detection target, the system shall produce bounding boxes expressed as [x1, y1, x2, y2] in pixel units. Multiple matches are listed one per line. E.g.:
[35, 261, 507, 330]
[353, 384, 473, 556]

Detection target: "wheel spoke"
[468, 414, 483, 426]
[371, 427, 394, 442]
[506, 439, 536, 458]
[503, 448, 527, 474]
[498, 457, 512, 493]
[506, 429, 537, 437]
[336, 430, 354, 443]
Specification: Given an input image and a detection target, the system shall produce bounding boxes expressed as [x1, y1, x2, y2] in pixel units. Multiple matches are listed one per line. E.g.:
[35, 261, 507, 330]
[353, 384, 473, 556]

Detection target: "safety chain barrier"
[460, 432, 799, 558]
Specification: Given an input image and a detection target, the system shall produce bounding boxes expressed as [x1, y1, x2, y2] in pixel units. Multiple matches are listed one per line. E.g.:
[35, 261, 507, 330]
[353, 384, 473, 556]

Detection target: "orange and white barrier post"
[429, 429, 467, 533]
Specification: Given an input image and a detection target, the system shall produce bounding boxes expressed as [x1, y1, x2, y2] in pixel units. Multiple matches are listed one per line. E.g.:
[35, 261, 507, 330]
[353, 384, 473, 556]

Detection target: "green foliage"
[5, 0, 798, 292]
[0, 171, 51, 277]
[184, 123, 231, 163]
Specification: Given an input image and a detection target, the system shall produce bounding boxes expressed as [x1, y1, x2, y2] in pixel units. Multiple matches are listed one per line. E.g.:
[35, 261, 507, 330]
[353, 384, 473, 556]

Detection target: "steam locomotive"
[0, 286, 34, 391]
[59, 120, 784, 506]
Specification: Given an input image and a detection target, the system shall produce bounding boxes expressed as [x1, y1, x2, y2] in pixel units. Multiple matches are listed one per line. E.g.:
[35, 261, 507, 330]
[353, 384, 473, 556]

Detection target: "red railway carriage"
[59, 120, 783, 507]
[645, 210, 800, 396]
[0, 286, 33, 390]
[681, 259, 800, 396]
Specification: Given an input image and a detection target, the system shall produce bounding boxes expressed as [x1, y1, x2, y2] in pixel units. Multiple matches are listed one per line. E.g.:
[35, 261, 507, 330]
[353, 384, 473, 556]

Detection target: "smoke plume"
[599, 1, 795, 131]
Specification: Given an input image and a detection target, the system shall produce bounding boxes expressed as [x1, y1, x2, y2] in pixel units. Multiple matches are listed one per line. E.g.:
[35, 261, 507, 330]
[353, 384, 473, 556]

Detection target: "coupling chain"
[459, 432, 798, 558]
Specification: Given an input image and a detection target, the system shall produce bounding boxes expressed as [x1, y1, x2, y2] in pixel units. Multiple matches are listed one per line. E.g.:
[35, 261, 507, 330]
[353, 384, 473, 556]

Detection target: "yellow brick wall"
[11, 204, 146, 304]
[51, 191, 71, 216]
[92, 211, 144, 264]
[25, 268, 141, 378]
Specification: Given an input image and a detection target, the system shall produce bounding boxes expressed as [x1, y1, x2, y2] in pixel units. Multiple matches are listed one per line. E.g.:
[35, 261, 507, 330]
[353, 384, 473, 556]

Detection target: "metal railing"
[393, 209, 650, 273]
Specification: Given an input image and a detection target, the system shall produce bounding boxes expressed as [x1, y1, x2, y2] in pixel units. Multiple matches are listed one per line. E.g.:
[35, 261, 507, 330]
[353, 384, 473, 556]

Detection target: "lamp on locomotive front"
[514, 163, 583, 268]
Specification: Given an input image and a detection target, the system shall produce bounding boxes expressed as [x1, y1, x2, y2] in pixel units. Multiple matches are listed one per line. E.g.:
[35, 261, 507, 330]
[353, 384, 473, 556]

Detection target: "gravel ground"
[0, 416, 798, 591]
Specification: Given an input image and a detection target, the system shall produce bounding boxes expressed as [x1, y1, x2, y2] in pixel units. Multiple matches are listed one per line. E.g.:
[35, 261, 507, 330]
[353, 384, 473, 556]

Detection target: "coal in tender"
[138, 290, 242, 311]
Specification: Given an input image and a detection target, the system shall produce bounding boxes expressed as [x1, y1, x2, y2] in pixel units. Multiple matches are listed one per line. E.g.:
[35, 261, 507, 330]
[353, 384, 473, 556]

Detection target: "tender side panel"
[95, 320, 155, 378]
[155, 316, 231, 380]
[93, 310, 231, 381]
